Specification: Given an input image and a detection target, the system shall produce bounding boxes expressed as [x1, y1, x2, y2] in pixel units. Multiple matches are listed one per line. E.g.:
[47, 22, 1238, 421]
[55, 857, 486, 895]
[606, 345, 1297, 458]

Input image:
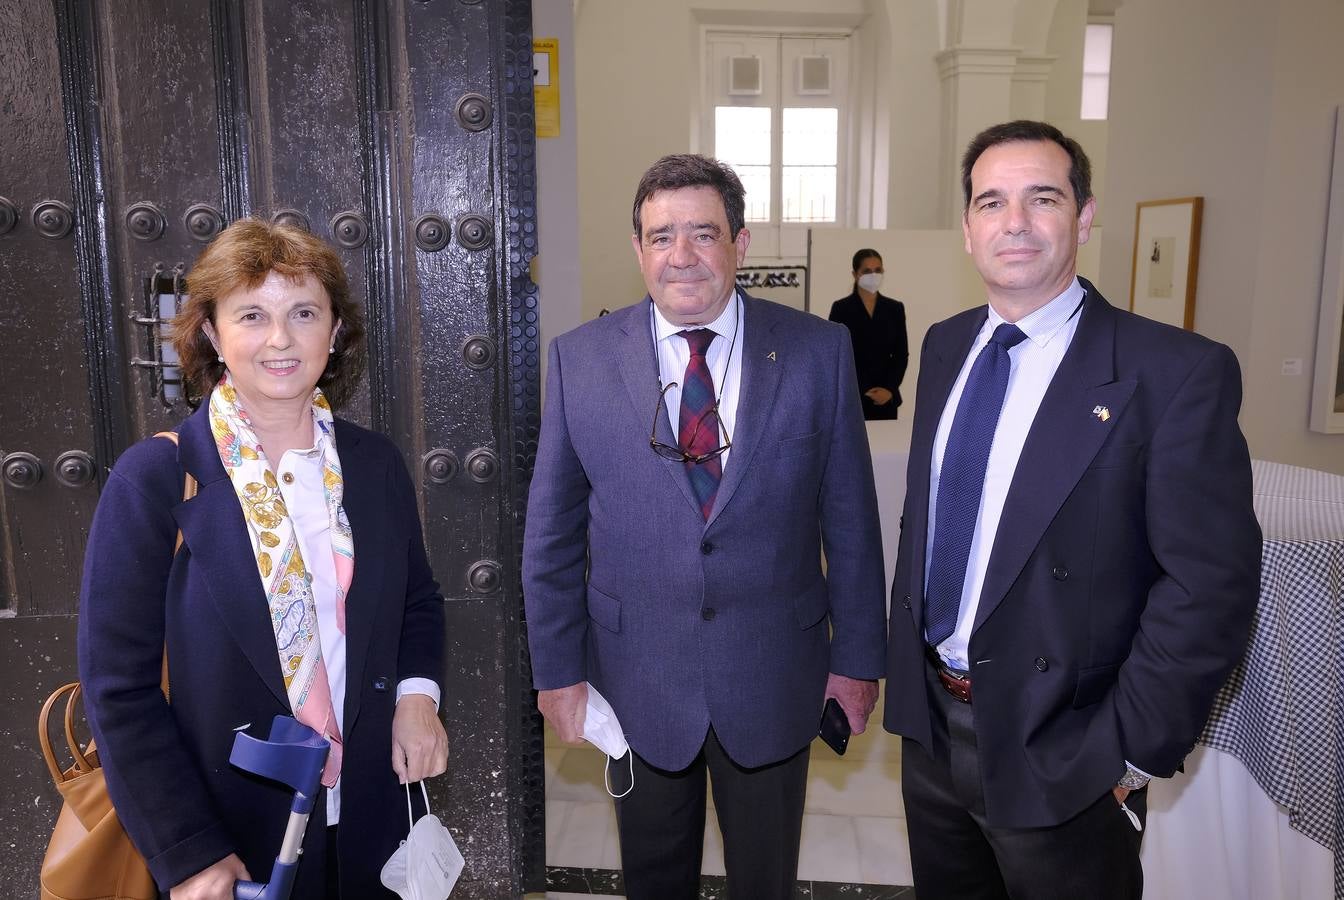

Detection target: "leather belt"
[925, 644, 972, 704]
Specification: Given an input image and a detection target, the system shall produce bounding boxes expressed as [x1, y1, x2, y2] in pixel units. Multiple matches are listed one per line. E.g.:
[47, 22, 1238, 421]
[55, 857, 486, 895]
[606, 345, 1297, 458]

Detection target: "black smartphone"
[818, 697, 851, 756]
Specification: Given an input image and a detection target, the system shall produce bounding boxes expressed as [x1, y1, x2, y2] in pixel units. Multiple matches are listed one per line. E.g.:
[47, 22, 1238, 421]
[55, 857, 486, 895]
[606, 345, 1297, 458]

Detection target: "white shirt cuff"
[396, 678, 441, 710]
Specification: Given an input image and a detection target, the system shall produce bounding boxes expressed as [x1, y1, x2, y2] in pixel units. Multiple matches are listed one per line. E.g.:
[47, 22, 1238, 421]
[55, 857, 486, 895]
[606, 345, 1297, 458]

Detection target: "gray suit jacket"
[524, 293, 887, 770]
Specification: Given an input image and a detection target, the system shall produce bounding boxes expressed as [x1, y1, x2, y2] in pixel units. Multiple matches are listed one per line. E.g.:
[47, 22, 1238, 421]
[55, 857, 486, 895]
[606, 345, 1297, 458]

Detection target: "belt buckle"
[925, 645, 972, 703]
[938, 669, 972, 703]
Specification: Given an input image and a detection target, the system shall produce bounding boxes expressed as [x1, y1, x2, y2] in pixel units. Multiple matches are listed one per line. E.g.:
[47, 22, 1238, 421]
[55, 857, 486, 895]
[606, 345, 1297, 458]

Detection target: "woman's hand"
[170, 853, 250, 900]
[392, 694, 449, 783]
[865, 387, 894, 406]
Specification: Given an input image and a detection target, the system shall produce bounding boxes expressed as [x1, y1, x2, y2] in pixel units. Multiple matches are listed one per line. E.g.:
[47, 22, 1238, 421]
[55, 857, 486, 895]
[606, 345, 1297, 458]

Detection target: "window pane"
[1081, 73, 1109, 120]
[780, 108, 837, 222]
[715, 106, 772, 221]
[782, 166, 836, 223]
[1082, 24, 1113, 75]
[782, 107, 838, 166]
[715, 106, 771, 165]
[735, 166, 772, 222]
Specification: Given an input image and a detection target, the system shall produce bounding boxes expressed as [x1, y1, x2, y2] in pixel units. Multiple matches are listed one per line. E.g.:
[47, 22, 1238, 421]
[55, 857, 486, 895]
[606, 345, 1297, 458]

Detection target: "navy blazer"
[523, 294, 888, 771]
[883, 278, 1262, 828]
[78, 403, 444, 897]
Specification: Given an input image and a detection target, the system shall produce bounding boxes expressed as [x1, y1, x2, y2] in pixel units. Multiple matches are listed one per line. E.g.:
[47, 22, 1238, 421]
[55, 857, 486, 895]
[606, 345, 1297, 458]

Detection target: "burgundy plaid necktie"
[678, 328, 722, 520]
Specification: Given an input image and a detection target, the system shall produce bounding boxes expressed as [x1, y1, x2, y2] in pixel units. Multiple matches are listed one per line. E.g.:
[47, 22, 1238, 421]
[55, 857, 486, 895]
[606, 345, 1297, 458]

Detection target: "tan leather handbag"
[38, 682, 158, 900]
[38, 431, 195, 900]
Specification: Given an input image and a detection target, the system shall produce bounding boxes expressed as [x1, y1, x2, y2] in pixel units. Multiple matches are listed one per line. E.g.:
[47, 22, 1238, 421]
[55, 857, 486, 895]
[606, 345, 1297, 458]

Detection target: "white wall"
[1102, 0, 1344, 472]
[533, 0, 582, 380]
[871, 0, 945, 229]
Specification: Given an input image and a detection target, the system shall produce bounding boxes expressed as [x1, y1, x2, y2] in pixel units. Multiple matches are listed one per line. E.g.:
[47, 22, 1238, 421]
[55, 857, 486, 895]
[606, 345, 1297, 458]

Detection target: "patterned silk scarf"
[208, 374, 353, 787]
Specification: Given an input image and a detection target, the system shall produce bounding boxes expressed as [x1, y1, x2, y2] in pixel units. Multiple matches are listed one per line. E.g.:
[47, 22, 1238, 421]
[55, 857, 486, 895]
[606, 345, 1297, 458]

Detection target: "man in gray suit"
[523, 154, 887, 898]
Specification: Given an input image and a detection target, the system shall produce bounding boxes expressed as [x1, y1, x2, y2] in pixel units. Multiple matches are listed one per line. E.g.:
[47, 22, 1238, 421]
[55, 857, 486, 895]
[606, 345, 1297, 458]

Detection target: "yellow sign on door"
[533, 37, 560, 138]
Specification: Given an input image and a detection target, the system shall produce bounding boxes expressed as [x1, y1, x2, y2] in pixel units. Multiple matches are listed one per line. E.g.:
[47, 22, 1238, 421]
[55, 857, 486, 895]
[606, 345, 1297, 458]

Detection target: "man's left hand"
[1112, 785, 1131, 805]
[392, 694, 449, 784]
[825, 673, 879, 734]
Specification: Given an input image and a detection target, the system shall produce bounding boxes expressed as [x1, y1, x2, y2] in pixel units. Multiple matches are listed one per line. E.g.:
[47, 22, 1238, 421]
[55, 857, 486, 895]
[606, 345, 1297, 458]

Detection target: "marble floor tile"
[701, 804, 726, 875]
[836, 724, 900, 764]
[549, 800, 620, 870]
[854, 814, 915, 886]
[545, 745, 565, 784]
[549, 745, 613, 804]
[544, 732, 916, 889]
[546, 799, 574, 860]
[796, 814, 862, 882]
[805, 757, 904, 818]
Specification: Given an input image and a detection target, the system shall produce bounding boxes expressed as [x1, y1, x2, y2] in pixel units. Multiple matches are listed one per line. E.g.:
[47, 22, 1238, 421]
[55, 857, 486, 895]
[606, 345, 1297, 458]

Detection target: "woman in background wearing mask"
[828, 248, 908, 420]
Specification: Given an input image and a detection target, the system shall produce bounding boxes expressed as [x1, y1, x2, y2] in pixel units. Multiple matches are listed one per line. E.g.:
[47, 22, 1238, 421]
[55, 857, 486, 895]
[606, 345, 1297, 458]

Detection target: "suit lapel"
[175, 406, 289, 709]
[973, 286, 1138, 632]
[906, 309, 986, 624]
[334, 422, 384, 732]
[706, 295, 781, 528]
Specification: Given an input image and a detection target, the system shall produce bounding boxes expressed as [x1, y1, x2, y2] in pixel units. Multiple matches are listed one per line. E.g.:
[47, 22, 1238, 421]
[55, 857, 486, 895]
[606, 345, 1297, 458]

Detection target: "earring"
[328, 346, 335, 355]
[217, 355, 224, 363]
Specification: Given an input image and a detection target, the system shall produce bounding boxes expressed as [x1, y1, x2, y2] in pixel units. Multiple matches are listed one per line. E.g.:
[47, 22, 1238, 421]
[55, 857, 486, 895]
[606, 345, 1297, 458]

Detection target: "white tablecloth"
[1142, 460, 1344, 899]
[1143, 746, 1333, 899]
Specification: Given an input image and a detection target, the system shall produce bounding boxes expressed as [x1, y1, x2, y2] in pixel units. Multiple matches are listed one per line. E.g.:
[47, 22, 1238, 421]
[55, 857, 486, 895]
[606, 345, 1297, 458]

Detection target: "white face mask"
[857, 272, 883, 293]
[582, 683, 634, 798]
[380, 782, 464, 900]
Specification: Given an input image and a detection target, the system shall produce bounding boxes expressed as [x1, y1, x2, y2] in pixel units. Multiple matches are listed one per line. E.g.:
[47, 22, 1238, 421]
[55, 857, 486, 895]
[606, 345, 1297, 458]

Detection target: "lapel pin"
[767, 351, 777, 361]
[1091, 405, 1111, 422]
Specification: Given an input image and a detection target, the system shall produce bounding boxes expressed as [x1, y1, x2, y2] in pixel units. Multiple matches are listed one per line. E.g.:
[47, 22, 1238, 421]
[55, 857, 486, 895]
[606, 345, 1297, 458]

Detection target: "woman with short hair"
[79, 218, 448, 899]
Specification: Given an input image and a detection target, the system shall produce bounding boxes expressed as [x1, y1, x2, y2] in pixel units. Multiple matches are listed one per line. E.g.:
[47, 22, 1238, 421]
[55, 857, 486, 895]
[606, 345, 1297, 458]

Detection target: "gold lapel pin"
[767, 351, 777, 362]
[1092, 405, 1111, 422]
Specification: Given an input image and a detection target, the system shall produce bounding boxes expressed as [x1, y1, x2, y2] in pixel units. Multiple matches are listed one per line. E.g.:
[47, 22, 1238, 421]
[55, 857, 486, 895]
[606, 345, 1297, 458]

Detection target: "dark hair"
[961, 120, 1093, 210]
[852, 248, 882, 273]
[632, 154, 747, 240]
[173, 217, 367, 409]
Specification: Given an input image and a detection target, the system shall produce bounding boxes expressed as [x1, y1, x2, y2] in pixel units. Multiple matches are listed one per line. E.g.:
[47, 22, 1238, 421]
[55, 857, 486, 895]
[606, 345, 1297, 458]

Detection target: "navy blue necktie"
[924, 322, 1028, 647]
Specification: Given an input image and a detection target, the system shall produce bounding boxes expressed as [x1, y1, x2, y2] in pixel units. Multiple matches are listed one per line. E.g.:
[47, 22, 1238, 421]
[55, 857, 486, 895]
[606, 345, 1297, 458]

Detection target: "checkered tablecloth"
[1202, 460, 1344, 898]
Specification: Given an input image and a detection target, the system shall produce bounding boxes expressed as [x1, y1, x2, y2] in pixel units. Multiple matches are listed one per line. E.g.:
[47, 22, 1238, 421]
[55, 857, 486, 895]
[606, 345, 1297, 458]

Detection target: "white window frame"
[701, 26, 857, 261]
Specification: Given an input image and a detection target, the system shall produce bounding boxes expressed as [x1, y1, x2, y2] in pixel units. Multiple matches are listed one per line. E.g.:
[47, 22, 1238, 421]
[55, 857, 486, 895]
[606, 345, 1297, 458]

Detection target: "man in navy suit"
[883, 121, 1261, 899]
[523, 154, 886, 898]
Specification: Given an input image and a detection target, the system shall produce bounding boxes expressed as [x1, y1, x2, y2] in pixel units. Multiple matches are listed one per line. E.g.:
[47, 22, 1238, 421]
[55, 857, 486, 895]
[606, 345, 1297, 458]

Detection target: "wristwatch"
[1117, 766, 1151, 791]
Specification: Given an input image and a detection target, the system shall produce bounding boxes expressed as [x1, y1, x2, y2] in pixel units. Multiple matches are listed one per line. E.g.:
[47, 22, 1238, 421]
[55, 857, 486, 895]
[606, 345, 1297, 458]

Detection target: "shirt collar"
[985, 276, 1085, 349]
[652, 290, 741, 344]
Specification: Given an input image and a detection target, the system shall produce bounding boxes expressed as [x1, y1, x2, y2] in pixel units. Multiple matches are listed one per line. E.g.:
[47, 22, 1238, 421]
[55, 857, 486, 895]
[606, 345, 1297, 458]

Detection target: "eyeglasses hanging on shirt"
[647, 295, 740, 464]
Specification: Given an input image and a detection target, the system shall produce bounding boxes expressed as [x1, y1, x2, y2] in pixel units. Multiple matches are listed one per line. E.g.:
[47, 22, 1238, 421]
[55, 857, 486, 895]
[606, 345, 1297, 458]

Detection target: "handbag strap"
[38, 682, 81, 783]
[62, 682, 96, 774]
[153, 431, 196, 699]
[38, 432, 196, 786]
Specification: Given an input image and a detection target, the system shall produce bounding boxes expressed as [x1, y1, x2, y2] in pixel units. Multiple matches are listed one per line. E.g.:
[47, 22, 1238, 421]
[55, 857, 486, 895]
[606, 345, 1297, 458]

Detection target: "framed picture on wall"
[1310, 106, 1344, 434]
[1128, 197, 1204, 331]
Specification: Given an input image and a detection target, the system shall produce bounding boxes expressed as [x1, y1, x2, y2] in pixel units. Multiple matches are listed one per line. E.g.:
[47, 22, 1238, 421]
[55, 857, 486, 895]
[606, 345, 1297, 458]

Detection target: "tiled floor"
[539, 688, 914, 898]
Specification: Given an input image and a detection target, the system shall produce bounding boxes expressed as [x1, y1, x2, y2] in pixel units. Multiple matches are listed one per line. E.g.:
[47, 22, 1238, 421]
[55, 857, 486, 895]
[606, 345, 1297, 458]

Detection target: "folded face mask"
[380, 781, 465, 900]
[582, 683, 633, 799]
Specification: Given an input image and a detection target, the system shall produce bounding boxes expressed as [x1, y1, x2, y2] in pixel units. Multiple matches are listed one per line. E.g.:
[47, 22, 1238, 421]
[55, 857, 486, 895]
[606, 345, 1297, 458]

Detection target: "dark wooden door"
[0, 1, 543, 895]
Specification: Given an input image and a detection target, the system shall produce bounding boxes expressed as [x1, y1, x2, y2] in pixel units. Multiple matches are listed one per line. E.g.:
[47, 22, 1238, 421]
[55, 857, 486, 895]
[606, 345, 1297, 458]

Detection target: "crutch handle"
[228, 716, 330, 900]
